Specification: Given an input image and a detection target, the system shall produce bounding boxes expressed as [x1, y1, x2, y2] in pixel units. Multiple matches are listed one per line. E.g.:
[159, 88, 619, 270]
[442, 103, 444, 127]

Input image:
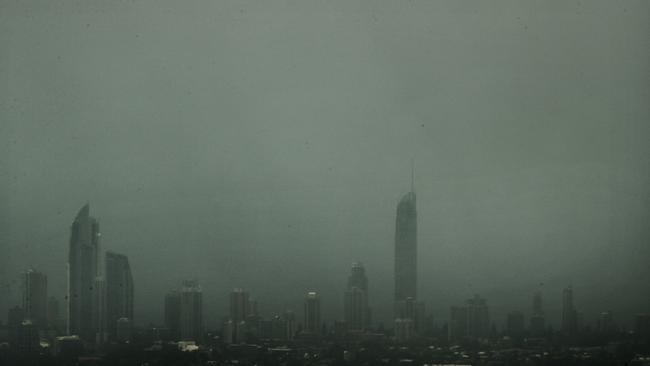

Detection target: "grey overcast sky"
[1, 0, 648, 330]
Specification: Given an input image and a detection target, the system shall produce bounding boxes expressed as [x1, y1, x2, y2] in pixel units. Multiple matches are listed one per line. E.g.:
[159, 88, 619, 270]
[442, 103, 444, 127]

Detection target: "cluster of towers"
[162, 285, 297, 343]
[10, 172, 648, 349]
[6, 204, 134, 351]
[67, 204, 134, 344]
[150, 174, 416, 344]
[5, 168, 449, 346]
[163, 280, 203, 342]
[6, 269, 57, 353]
[153, 171, 419, 343]
[448, 295, 491, 341]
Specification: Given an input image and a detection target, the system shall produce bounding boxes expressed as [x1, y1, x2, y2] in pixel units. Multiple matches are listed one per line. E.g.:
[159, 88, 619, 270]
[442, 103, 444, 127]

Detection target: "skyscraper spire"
[410, 159, 415, 193]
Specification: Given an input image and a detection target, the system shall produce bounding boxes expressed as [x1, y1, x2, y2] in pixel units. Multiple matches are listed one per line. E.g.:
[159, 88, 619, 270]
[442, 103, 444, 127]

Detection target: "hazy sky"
[1, 0, 649, 330]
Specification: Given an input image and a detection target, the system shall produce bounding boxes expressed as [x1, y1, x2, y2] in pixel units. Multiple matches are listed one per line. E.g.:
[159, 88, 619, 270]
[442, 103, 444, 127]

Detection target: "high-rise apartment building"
[561, 286, 577, 335]
[343, 262, 371, 330]
[304, 292, 321, 334]
[67, 203, 100, 341]
[23, 268, 48, 328]
[165, 291, 181, 340]
[530, 289, 545, 337]
[179, 280, 202, 342]
[105, 251, 134, 340]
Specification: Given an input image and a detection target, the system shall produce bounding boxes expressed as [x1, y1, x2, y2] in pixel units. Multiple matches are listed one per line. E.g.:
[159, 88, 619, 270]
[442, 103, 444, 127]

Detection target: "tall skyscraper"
[283, 310, 296, 341]
[561, 286, 577, 335]
[394, 177, 417, 304]
[229, 288, 251, 323]
[393, 170, 425, 335]
[105, 251, 134, 340]
[67, 203, 100, 341]
[23, 268, 48, 328]
[164, 291, 181, 340]
[466, 295, 490, 339]
[347, 262, 368, 293]
[530, 288, 545, 337]
[222, 320, 234, 344]
[344, 262, 371, 331]
[303, 292, 321, 334]
[228, 288, 254, 342]
[179, 280, 203, 342]
[344, 287, 367, 331]
[395, 297, 425, 333]
[394, 318, 414, 342]
[597, 311, 615, 334]
[448, 295, 490, 342]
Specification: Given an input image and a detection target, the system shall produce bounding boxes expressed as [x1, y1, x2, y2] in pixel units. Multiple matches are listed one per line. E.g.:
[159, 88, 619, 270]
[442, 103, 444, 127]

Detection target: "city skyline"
[2, 0, 648, 340]
[2, 197, 649, 365]
[4, 196, 646, 333]
[1, 1, 648, 364]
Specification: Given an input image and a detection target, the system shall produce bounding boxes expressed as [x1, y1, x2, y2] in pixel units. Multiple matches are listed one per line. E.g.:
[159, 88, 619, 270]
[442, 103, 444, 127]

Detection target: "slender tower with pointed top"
[394, 164, 418, 304]
[410, 159, 415, 193]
